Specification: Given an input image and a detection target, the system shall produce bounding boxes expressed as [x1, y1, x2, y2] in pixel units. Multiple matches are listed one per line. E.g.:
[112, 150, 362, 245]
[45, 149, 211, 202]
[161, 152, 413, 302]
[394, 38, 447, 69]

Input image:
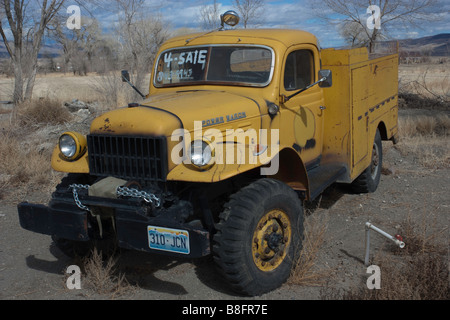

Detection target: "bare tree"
[199, 0, 221, 30]
[0, 0, 68, 103]
[233, 0, 265, 29]
[113, 0, 170, 98]
[0, 5, 4, 26]
[309, 0, 440, 53]
[49, 15, 109, 75]
[339, 20, 370, 48]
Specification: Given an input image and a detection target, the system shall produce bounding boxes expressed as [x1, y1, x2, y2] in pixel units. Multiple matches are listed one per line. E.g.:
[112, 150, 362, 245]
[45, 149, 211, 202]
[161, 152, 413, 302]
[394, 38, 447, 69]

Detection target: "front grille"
[87, 135, 168, 184]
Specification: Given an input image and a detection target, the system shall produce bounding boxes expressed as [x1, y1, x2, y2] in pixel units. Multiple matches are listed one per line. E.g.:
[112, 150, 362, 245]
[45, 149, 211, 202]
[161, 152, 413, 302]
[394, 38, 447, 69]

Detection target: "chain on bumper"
[69, 184, 162, 211]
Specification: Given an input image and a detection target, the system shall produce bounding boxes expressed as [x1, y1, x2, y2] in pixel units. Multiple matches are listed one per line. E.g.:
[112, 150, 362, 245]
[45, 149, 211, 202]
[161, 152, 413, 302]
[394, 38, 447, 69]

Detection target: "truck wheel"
[352, 129, 383, 193]
[213, 179, 304, 296]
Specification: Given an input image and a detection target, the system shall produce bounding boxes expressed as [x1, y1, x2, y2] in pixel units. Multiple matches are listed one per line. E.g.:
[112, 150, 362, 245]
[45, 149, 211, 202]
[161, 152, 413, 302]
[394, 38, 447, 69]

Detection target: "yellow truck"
[18, 12, 399, 296]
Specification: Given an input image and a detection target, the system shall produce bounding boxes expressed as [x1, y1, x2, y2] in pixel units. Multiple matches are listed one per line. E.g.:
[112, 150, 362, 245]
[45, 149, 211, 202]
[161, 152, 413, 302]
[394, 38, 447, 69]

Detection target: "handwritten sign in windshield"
[164, 50, 208, 69]
[155, 46, 273, 87]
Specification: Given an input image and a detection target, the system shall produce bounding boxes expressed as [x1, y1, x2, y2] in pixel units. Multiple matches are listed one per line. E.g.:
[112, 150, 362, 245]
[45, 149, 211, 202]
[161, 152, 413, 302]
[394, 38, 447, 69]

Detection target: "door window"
[284, 50, 314, 91]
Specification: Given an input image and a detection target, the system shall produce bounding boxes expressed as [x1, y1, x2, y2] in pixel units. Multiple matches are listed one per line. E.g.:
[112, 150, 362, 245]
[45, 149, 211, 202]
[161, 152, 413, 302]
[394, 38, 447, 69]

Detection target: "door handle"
[320, 106, 327, 110]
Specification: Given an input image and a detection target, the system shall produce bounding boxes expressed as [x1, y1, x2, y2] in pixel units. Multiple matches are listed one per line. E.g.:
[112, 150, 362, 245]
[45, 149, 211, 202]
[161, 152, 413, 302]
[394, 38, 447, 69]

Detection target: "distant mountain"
[1, 33, 449, 59]
[398, 33, 450, 56]
[0, 42, 60, 58]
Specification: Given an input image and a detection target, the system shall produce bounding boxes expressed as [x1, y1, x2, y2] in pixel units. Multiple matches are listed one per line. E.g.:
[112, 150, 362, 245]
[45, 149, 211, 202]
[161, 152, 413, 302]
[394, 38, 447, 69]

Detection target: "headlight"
[59, 132, 87, 161]
[190, 140, 214, 169]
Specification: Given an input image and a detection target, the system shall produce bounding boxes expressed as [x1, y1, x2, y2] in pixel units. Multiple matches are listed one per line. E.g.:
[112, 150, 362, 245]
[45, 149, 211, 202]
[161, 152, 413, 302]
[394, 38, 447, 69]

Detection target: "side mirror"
[121, 70, 130, 83]
[319, 69, 332, 88]
[120, 70, 146, 99]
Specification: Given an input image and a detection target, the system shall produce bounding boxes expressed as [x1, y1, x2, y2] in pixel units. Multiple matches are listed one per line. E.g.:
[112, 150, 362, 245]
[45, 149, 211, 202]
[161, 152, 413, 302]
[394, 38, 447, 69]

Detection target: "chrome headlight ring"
[190, 140, 215, 169]
[59, 132, 87, 161]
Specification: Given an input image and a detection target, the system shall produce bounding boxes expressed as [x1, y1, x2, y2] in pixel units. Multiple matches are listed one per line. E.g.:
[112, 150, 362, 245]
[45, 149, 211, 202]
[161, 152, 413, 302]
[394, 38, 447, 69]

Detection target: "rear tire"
[352, 129, 383, 193]
[213, 179, 304, 296]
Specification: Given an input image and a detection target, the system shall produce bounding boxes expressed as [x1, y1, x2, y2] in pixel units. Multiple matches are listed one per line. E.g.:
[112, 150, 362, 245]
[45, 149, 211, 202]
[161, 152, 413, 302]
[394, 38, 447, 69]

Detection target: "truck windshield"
[154, 45, 274, 88]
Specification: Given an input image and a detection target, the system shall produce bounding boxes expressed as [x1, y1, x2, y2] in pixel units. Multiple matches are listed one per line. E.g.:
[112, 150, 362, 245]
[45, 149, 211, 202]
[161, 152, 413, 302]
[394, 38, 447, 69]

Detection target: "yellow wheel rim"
[252, 209, 292, 272]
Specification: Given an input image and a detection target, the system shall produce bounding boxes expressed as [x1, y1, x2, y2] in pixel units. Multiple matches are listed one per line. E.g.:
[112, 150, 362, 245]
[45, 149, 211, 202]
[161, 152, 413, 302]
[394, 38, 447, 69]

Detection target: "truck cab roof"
[163, 28, 320, 49]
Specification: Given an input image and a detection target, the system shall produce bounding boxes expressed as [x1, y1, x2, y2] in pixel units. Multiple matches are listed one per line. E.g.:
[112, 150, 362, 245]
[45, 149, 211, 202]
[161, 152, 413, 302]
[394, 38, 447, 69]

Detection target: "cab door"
[279, 46, 325, 167]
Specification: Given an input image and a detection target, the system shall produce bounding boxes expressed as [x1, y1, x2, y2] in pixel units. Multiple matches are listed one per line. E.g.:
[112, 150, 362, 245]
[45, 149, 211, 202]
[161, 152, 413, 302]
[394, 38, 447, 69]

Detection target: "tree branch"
[0, 19, 14, 59]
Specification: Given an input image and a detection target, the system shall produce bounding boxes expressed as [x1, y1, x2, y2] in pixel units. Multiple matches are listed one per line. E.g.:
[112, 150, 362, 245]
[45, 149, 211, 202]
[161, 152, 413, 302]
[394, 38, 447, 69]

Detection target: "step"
[307, 163, 347, 201]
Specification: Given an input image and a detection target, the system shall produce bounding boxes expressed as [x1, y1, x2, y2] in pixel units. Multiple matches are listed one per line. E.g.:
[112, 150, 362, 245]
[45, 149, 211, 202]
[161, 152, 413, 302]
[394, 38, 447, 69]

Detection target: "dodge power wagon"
[18, 11, 399, 296]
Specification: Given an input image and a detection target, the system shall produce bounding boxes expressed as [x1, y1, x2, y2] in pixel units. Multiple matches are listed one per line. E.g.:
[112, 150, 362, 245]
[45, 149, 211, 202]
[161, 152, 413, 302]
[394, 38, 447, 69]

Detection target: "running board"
[307, 164, 347, 201]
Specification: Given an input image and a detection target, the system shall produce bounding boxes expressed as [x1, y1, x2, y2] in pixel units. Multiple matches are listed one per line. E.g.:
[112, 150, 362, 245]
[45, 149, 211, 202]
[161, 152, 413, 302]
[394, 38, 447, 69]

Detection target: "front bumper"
[18, 202, 89, 241]
[18, 196, 211, 259]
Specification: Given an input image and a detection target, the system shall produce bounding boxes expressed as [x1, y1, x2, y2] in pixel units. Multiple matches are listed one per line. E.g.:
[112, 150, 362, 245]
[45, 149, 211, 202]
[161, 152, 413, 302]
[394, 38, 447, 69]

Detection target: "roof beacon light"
[221, 10, 240, 28]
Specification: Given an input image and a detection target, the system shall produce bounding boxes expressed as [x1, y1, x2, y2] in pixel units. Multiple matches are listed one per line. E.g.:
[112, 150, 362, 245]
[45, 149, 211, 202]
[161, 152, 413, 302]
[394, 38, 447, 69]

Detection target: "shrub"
[79, 248, 133, 298]
[341, 253, 449, 300]
[17, 97, 72, 126]
[322, 209, 449, 300]
[289, 213, 331, 286]
[0, 128, 60, 199]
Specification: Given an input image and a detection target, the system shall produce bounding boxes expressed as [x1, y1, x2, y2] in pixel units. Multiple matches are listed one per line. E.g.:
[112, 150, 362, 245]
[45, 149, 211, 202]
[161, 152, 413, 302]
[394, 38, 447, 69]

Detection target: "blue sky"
[1, 0, 449, 49]
[94, 0, 449, 48]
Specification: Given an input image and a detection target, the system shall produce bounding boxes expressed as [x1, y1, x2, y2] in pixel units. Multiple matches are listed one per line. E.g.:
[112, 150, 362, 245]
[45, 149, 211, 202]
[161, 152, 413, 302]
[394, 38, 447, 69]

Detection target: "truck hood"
[90, 90, 263, 136]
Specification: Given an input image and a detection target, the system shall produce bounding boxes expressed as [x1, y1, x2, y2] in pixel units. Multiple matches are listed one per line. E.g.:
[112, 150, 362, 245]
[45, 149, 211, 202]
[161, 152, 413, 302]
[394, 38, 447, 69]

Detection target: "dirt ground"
[0, 109, 448, 302]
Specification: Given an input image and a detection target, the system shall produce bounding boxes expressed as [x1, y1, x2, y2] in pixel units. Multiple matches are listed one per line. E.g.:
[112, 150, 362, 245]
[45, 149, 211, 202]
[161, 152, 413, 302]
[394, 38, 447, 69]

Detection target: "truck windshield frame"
[154, 44, 275, 88]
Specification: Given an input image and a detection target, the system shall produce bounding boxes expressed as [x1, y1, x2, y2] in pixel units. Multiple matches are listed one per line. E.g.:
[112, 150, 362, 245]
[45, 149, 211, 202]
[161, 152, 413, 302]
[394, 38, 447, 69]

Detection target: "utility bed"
[321, 47, 399, 183]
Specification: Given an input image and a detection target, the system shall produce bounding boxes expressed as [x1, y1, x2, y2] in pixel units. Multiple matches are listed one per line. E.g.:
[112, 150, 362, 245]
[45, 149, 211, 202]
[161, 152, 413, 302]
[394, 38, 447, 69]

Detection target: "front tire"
[213, 179, 304, 296]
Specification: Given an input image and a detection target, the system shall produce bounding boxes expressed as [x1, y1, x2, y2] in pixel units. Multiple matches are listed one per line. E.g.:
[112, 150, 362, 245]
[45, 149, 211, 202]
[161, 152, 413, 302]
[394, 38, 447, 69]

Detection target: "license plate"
[148, 226, 190, 255]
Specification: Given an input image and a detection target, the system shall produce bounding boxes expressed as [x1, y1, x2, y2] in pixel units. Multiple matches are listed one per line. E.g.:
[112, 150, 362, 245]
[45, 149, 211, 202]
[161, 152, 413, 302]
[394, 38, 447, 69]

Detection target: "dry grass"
[16, 97, 73, 127]
[0, 128, 61, 199]
[398, 63, 449, 115]
[342, 252, 449, 300]
[78, 248, 135, 298]
[340, 207, 449, 300]
[396, 207, 448, 258]
[396, 114, 450, 169]
[319, 203, 449, 300]
[0, 72, 149, 112]
[289, 212, 332, 286]
[399, 63, 449, 103]
[0, 97, 77, 201]
[0, 73, 105, 103]
[90, 71, 141, 110]
[397, 114, 447, 137]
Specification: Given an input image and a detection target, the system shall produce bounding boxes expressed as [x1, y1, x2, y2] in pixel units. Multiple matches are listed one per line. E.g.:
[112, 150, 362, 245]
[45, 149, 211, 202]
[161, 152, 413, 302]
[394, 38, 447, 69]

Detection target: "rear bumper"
[18, 199, 211, 259]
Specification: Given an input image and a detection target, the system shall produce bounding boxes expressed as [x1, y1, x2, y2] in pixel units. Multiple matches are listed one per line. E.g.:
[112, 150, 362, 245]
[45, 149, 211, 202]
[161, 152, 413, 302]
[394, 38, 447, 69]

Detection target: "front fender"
[167, 152, 265, 184]
[167, 145, 309, 188]
[51, 146, 89, 174]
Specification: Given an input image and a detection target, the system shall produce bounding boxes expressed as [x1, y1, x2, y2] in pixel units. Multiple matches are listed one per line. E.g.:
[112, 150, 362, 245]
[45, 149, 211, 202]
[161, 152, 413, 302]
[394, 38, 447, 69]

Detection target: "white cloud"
[91, 0, 448, 46]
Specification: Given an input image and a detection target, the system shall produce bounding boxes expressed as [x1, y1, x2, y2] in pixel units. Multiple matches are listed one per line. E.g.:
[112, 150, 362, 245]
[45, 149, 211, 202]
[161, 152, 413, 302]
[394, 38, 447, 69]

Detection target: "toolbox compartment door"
[351, 66, 370, 169]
